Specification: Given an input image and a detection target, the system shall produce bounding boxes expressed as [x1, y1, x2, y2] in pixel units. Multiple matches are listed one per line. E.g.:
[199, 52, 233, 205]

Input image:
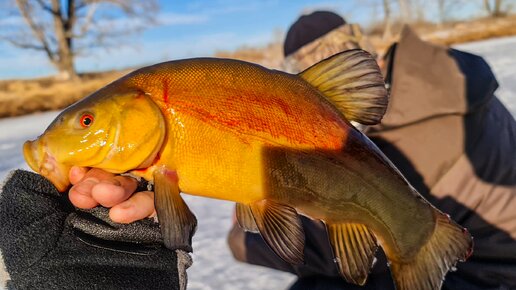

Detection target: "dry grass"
[0, 70, 129, 118]
[216, 15, 516, 67]
[423, 15, 516, 45]
[2, 16, 516, 119]
[368, 15, 516, 54]
[215, 42, 284, 69]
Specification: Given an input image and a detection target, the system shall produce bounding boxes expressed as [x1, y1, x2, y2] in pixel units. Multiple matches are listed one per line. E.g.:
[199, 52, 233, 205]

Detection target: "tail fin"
[389, 213, 473, 290]
[299, 49, 388, 125]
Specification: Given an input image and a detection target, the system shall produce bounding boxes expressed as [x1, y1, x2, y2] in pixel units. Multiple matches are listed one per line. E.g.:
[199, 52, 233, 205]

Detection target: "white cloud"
[185, 0, 278, 16]
[0, 15, 25, 27]
[158, 12, 210, 26]
[0, 46, 55, 79]
[73, 30, 275, 73]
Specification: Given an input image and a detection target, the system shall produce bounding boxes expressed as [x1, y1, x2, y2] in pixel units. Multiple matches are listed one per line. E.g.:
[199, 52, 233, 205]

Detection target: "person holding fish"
[226, 11, 516, 290]
[0, 168, 191, 290]
[0, 10, 513, 290]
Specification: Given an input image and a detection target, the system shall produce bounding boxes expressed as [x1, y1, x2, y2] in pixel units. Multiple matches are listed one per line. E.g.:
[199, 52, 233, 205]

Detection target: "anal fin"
[327, 223, 378, 285]
[250, 200, 305, 265]
[236, 203, 259, 233]
[154, 168, 197, 252]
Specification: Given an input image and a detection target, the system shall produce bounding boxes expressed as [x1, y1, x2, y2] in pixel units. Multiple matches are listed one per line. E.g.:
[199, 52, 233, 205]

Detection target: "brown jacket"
[228, 27, 516, 289]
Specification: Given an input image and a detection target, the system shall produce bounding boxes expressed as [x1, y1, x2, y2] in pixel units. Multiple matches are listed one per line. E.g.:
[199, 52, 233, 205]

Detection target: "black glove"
[0, 170, 191, 290]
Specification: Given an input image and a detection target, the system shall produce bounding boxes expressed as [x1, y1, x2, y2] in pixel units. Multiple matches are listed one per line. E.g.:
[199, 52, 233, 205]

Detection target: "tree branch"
[72, 2, 97, 38]
[6, 0, 158, 79]
[15, 0, 57, 62]
[1, 36, 46, 50]
[35, 0, 58, 16]
[64, 0, 75, 46]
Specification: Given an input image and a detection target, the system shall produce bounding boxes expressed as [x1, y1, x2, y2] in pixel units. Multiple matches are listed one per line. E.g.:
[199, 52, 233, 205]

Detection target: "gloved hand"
[0, 170, 191, 290]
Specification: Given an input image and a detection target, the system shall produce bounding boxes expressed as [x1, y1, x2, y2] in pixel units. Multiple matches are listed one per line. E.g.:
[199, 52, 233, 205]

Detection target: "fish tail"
[389, 212, 473, 290]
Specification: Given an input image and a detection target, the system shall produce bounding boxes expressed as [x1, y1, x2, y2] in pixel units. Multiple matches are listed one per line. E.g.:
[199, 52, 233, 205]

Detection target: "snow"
[0, 111, 60, 180]
[1, 36, 516, 290]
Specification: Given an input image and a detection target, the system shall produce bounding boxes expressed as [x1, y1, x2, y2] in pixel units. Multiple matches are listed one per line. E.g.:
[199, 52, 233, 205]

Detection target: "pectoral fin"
[326, 223, 378, 285]
[235, 203, 259, 233]
[250, 200, 305, 265]
[154, 168, 197, 252]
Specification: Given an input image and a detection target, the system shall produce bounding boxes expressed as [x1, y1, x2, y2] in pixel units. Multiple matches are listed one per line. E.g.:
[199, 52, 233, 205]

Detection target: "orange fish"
[24, 50, 472, 289]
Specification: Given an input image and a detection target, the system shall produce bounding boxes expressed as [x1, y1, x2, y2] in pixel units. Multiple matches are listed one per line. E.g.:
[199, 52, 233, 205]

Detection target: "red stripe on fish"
[169, 91, 347, 150]
[163, 80, 169, 103]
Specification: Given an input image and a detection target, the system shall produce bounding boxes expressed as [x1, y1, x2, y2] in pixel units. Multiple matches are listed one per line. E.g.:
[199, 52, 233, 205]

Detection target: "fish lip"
[23, 141, 40, 173]
[23, 140, 71, 192]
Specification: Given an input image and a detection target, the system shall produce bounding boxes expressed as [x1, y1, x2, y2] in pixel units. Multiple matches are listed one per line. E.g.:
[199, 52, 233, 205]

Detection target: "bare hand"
[68, 166, 156, 223]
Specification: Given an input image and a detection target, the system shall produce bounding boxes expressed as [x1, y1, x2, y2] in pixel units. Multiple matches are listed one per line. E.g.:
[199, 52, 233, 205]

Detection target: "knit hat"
[283, 11, 346, 57]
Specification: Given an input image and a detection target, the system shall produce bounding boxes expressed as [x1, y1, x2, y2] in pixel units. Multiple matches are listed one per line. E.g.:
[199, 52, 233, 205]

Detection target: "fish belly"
[164, 115, 267, 204]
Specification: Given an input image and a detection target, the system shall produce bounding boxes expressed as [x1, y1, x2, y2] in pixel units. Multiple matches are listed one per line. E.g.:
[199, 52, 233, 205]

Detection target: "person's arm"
[0, 169, 191, 290]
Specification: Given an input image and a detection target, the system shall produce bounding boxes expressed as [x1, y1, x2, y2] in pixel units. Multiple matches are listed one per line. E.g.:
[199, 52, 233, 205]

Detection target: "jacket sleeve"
[0, 170, 191, 290]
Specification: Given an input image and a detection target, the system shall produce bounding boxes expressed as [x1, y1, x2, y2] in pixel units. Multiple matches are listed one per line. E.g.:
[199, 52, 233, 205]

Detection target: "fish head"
[23, 88, 166, 192]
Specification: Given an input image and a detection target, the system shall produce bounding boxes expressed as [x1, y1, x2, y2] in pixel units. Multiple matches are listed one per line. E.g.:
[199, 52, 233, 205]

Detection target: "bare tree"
[382, 0, 393, 40]
[483, 0, 506, 17]
[412, 0, 427, 22]
[438, 0, 447, 23]
[435, 0, 463, 23]
[2, 0, 158, 80]
[398, 0, 413, 22]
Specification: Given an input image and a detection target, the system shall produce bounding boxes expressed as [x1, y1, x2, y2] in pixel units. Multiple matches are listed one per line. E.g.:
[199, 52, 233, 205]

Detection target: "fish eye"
[80, 113, 94, 128]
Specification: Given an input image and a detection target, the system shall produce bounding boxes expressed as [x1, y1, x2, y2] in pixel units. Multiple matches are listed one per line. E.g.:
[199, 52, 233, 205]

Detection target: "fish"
[23, 49, 473, 290]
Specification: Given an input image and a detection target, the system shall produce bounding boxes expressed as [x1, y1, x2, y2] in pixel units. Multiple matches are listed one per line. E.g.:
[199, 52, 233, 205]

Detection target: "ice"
[1, 36, 515, 289]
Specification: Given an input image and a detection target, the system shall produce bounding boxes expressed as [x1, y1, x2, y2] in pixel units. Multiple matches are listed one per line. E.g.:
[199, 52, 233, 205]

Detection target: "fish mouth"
[23, 140, 71, 192]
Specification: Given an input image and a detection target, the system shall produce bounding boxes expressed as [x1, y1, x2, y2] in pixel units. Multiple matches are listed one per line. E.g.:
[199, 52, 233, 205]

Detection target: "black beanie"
[283, 11, 346, 57]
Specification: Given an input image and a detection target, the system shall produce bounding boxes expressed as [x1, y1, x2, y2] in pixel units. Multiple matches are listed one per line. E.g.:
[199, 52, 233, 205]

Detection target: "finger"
[69, 166, 89, 185]
[91, 176, 138, 207]
[109, 191, 155, 224]
[68, 178, 100, 209]
[68, 168, 115, 208]
[81, 168, 117, 182]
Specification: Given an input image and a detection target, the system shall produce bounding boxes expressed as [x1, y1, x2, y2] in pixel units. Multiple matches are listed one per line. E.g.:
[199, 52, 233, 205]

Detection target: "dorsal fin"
[300, 49, 388, 125]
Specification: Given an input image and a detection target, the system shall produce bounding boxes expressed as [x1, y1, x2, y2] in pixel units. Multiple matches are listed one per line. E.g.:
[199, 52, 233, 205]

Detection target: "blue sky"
[0, 0, 484, 79]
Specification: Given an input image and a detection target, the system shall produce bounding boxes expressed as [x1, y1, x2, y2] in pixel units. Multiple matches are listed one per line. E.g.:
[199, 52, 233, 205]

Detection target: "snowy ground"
[1, 36, 515, 289]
